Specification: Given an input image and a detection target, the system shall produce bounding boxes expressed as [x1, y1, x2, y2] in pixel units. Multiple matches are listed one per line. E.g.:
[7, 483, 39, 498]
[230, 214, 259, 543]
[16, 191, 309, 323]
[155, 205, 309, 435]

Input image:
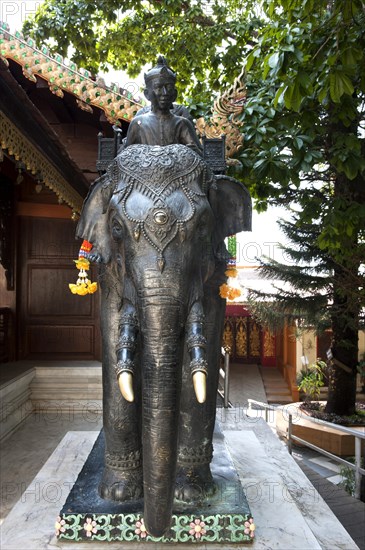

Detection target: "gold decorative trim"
[264, 330, 275, 357]
[235, 317, 248, 358]
[249, 321, 261, 357]
[196, 71, 246, 160]
[0, 111, 83, 212]
[0, 22, 143, 124]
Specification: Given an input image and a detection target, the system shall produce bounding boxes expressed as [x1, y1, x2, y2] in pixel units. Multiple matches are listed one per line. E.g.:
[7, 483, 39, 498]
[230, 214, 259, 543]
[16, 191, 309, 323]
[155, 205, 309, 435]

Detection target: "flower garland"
[219, 235, 242, 301]
[70, 235, 242, 300]
[69, 240, 98, 296]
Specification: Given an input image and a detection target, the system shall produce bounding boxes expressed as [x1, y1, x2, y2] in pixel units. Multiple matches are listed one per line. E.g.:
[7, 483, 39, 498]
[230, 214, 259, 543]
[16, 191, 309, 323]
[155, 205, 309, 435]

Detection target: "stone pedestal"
[58, 429, 254, 544]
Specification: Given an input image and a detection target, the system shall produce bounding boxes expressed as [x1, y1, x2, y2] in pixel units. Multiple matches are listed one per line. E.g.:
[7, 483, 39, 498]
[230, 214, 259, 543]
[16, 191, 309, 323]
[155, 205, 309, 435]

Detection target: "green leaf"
[268, 52, 280, 69]
[330, 72, 342, 103]
[245, 51, 255, 72]
[293, 136, 304, 149]
[330, 71, 355, 103]
[284, 81, 302, 112]
[273, 85, 285, 107]
[342, 162, 359, 180]
[318, 85, 328, 104]
[341, 74, 355, 96]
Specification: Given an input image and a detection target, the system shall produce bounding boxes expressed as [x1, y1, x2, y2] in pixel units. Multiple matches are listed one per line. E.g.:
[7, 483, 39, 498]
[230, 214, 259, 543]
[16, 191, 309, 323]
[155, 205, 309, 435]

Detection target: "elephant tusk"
[118, 371, 134, 402]
[193, 371, 206, 404]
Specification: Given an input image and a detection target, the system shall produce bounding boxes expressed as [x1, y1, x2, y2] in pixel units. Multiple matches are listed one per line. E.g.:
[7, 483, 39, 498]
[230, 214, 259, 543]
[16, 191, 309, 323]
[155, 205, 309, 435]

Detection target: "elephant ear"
[76, 173, 114, 263]
[209, 175, 252, 248]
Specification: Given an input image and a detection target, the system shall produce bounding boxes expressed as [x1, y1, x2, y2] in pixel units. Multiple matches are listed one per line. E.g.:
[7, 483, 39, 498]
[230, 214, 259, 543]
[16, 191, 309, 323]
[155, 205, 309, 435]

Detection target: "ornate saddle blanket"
[108, 144, 206, 197]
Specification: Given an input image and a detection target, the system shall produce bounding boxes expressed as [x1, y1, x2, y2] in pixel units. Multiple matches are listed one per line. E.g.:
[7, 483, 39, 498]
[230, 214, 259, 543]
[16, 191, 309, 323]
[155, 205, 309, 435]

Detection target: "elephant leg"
[175, 268, 226, 503]
[98, 265, 143, 502]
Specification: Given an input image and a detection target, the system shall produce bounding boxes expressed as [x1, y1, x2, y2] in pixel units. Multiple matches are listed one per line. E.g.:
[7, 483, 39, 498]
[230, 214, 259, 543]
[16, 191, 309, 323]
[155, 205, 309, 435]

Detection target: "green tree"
[22, 0, 260, 109]
[246, 214, 335, 333]
[23, 0, 365, 415]
[247, 209, 364, 412]
[238, 0, 365, 415]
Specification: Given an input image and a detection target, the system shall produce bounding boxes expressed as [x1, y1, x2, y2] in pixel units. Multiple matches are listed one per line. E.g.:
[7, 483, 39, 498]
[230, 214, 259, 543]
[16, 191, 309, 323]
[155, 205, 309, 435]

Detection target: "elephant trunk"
[116, 296, 208, 537]
[140, 297, 183, 537]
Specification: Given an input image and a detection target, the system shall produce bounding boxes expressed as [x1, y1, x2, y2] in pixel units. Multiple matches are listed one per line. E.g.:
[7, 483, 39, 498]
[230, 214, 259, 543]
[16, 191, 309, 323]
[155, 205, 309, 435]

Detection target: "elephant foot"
[174, 464, 217, 504]
[98, 466, 143, 502]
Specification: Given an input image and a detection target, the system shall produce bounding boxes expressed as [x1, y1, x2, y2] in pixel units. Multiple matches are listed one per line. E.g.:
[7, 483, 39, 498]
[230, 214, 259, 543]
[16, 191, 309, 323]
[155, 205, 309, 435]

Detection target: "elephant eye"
[112, 219, 124, 240]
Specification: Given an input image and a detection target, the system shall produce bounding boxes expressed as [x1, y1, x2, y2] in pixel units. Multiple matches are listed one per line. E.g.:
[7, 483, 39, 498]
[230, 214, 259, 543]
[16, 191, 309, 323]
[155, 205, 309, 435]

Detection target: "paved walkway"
[298, 461, 365, 550]
[222, 364, 365, 548]
[219, 362, 268, 408]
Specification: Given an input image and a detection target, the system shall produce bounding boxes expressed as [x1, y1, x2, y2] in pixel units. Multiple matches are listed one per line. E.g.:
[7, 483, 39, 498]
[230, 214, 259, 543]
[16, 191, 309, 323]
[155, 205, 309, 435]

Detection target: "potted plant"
[297, 360, 326, 401]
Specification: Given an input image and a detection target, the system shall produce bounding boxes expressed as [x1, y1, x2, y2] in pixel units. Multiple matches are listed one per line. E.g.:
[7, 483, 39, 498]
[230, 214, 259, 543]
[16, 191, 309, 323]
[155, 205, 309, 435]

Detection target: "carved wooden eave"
[0, 56, 90, 213]
[0, 22, 143, 124]
[0, 111, 84, 212]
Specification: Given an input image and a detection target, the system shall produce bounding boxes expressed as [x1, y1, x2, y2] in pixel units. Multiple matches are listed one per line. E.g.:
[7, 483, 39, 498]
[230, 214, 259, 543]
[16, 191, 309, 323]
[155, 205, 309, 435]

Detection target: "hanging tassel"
[78, 239, 93, 259]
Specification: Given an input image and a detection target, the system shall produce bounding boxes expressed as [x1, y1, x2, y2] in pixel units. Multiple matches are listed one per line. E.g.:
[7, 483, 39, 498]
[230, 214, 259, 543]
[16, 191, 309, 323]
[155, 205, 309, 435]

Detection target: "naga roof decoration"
[196, 71, 246, 162]
[0, 22, 143, 124]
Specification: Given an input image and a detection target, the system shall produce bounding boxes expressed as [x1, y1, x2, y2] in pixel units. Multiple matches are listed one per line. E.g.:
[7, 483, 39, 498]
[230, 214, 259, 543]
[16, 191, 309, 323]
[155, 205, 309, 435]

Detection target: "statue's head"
[144, 56, 178, 112]
[144, 55, 176, 85]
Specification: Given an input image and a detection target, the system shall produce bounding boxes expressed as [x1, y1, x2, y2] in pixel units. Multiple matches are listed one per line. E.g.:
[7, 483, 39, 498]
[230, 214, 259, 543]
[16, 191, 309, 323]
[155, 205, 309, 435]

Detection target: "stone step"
[264, 378, 287, 386]
[264, 387, 291, 395]
[260, 367, 293, 404]
[0, 364, 103, 441]
[0, 369, 35, 441]
[266, 394, 293, 404]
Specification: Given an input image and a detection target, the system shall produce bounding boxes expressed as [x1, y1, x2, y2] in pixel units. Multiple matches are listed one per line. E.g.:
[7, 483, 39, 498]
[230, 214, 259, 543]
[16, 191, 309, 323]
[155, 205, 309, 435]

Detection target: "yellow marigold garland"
[224, 267, 238, 278]
[220, 235, 242, 301]
[219, 283, 242, 301]
[69, 241, 98, 295]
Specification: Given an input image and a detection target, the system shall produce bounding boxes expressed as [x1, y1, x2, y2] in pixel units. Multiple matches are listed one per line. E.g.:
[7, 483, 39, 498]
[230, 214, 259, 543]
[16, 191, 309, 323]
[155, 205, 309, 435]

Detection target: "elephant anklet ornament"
[76, 143, 251, 537]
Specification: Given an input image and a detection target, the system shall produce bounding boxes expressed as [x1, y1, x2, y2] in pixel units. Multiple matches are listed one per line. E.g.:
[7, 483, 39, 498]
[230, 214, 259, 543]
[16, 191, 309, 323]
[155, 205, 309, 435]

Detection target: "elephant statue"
[76, 143, 251, 537]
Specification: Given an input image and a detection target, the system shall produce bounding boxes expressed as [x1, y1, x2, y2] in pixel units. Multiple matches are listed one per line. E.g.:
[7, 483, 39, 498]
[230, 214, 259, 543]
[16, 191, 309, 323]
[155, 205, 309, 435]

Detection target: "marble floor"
[0, 363, 355, 522]
[0, 411, 102, 522]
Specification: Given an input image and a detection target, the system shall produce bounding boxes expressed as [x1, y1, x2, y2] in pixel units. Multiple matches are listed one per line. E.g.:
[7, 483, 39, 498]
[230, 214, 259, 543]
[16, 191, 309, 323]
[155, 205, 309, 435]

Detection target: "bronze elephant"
[76, 143, 251, 536]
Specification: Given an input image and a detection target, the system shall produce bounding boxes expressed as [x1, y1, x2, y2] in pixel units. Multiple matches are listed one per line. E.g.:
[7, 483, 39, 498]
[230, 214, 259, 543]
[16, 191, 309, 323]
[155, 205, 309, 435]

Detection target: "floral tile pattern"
[56, 512, 255, 543]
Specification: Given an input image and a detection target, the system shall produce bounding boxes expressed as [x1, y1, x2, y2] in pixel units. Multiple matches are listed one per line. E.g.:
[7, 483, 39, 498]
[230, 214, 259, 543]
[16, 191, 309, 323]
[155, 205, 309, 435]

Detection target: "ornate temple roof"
[0, 21, 246, 212]
[0, 22, 143, 124]
[0, 21, 246, 159]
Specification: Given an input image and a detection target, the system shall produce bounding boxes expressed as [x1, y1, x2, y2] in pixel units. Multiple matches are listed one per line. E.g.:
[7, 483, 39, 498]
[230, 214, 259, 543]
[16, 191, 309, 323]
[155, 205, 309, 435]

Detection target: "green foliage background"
[23, 0, 365, 414]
